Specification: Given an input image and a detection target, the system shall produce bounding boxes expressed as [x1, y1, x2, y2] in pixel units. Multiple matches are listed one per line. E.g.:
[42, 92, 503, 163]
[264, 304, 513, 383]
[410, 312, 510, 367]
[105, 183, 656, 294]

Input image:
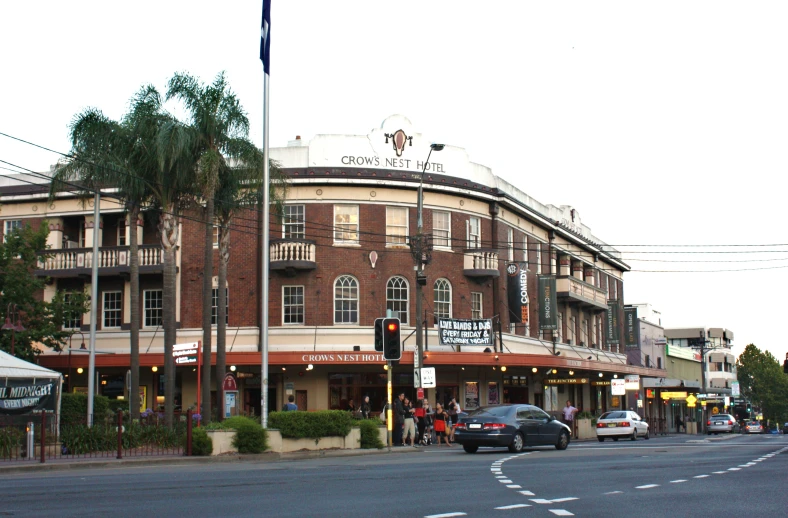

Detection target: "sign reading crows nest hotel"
[0, 379, 57, 415]
[438, 319, 494, 346]
[506, 263, 529, 325]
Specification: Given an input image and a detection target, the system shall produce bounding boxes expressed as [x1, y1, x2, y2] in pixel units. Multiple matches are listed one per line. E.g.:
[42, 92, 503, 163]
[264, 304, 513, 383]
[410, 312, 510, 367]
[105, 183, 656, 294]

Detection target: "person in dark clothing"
[393, 393, 406, 446]
[360, 396, 371, 419]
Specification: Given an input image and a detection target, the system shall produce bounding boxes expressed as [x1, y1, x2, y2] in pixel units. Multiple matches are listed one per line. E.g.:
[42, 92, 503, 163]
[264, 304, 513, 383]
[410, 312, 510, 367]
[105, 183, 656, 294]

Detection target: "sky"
[1, 1, 787, 362]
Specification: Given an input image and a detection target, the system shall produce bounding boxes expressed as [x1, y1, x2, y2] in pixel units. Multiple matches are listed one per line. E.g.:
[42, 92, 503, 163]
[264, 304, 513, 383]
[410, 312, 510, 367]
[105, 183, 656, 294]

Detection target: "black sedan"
[454, 404, 571, 453]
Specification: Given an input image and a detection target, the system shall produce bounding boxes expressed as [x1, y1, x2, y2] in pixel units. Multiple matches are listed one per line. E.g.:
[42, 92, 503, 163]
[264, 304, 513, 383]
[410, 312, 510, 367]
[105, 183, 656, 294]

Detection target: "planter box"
[577, 419, 595, 440]
[378, 426, 388, 447]
[686, 422, 698, 435]
[205, 430, 236, 455]
[267, 427, 361, 453]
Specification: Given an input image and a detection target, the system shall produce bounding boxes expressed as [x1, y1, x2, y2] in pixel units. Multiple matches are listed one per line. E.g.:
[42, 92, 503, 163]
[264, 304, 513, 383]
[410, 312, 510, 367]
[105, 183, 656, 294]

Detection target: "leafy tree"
[736, 344, 788, 427]
[0, 224, 88, 361]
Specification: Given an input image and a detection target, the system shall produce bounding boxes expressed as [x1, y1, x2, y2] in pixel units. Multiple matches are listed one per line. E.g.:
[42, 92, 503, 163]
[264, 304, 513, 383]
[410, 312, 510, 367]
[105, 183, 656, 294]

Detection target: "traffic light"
[747, 403, 752, 414]
[382, 318, 401, 361]
[374, 318, 384, 352]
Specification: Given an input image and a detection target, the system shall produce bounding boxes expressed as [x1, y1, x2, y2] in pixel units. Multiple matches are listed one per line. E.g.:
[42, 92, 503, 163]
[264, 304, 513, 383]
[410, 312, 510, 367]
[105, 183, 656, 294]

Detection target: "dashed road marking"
[424, 513, 467, 518]
[530, 499, 553, 505]
[548, 510, 574, 516]
[728, 468, 741, 471]
[670, 480, 687, 483]
[693, 475, 709, 479]
[499, 479, 513, 484]
[636, 484, 660, 489]
[495, 504, 531, 510]
[551, 497, 578, 503]
[712, 471, 728, 474]
[604, 491, 623, 495]
[518, 491, 535, 496]
[506, 485, 522, 489]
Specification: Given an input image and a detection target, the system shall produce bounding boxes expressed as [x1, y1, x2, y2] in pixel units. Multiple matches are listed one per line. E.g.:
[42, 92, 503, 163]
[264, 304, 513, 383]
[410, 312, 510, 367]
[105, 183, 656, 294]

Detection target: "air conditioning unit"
[65, 240, 79, 249]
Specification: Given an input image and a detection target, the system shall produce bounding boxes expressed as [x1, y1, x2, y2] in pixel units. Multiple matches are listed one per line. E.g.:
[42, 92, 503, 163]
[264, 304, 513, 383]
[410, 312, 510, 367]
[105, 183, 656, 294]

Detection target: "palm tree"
[164, 71, 255, 423]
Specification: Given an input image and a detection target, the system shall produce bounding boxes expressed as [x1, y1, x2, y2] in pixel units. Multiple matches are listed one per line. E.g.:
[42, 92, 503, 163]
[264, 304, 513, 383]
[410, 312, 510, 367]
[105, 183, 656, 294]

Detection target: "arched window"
[433, 278, 452, 320]
[386, 276, 409, 325]
[334, 275, 359, 324]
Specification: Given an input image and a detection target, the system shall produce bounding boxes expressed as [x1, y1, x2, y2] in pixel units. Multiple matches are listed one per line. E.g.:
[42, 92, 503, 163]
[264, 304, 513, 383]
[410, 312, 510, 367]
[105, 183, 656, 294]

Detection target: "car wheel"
[463, 445, 478, 454]
[631, 430, 637, 441]
[508, 432, 524, 453]
[613, 437, 619, 442]
[644, 429, 650, 440]
[598, 437, 605, 442]
[556, 431, 569, 450]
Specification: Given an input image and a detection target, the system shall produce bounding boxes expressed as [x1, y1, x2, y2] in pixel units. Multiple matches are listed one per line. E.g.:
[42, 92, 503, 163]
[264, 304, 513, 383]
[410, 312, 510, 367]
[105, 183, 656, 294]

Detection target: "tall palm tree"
[164, 71, 254, 423]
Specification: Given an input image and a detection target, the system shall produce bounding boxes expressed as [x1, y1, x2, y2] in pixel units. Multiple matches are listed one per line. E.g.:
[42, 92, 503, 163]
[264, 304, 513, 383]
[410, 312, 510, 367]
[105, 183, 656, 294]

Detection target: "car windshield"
[466, 406, 511, 417]
[599, 411, 627, 420]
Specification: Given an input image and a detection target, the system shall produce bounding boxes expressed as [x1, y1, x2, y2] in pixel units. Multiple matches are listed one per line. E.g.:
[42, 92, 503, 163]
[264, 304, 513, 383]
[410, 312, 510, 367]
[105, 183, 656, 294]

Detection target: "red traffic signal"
[387, 322, 398, 332]
[382, 317, 401, 361]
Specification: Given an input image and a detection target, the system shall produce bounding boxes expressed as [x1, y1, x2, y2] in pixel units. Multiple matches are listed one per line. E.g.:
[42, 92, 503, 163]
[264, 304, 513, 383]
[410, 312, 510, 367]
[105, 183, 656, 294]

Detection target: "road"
[1, 434, 785, 517]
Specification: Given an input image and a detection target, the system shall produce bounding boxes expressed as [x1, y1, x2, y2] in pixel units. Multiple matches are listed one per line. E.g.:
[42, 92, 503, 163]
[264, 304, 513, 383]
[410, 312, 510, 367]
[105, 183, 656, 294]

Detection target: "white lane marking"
[518, 491, 535, 496]
[495, 504, 531, 510]
[693, 475, 709, 479]
[636, 484, 660, 489]
[670, 480, 687, 483]
[506, 485, 522, 489]
[548, 511, 574, 516]
[495, 476, 507, 479]
[738, 465, 750, 468]
[728, 468, 741, 471]
[713, 471, 728, 474]
[551, 497, 578, 503]
[499, 479, 513, 484]
[745, 462, 756, 466]
[530, 499, 553, 504]
[424, 514, 467, 518]
[604, 491, 623, 495]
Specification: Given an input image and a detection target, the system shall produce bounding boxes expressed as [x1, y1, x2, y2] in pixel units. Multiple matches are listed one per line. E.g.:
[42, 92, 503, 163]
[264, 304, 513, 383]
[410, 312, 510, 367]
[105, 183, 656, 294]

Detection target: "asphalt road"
[1, 434, 786, 517]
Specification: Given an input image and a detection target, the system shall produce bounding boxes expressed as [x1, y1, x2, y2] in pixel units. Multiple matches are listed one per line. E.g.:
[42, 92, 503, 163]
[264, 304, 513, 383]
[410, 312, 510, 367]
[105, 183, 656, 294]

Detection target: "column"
[572, 260, 583, 280]
[584, 266, 595, 286]
[559, 256, 570, 276]
[46, 218, 64, 249]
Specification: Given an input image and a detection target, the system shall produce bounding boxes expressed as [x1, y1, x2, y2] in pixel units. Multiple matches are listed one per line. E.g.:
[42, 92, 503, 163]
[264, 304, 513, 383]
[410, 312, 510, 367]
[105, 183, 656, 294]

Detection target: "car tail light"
[455, 423, 466, 430]
[597, 422, 605, 428]
[484, 423, 506, 430]
[728, 420, 733, 425]
[707, 420, 711, 426]
[620, 422, 630, 427]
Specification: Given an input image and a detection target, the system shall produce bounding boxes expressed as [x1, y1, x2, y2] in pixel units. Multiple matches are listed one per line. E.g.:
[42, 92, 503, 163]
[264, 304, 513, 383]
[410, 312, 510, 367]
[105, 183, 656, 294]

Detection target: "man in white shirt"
[562, 400, 578, 439]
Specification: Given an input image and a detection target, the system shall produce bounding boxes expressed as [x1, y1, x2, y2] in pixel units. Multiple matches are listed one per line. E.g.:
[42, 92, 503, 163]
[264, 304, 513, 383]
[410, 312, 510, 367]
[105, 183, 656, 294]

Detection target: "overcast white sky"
[2, 1, 787, 361]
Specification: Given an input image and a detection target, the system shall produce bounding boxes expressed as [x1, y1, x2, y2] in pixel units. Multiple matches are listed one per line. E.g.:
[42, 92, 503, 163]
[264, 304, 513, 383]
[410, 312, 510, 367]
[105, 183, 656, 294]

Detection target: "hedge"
[190, 428, 213, 456]
[61, 393, 110, 426]
[358, 420, 384, 449]
[267, 410, 353, 439]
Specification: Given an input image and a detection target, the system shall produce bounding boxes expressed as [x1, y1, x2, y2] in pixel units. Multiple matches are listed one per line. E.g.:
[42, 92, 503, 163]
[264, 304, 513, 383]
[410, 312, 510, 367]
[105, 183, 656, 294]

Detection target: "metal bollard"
[117, 410, 123, 460]
[24, 422, 34, 460]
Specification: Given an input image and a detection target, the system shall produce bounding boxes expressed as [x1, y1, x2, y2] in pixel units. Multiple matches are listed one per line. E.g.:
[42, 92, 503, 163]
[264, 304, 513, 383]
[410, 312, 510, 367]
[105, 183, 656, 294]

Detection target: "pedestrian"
[360, 395, 371, 419]
[414, 398, 426, 444]
[562, 400, 578, 439]
[393, 393, 405, 446]
[403, 397, 418, 447]
[421, 399, 434, 445]
[675, 414, 685, 433]
[347, 399, 356, 414]
[448, 397, 462, 443]
[283, 394, 298, 411]
[433, 403, 452, 446]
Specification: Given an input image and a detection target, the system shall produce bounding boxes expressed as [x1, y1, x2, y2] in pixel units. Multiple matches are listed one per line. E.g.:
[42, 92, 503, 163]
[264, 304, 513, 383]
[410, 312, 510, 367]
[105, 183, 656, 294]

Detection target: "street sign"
[731, 381, 740, 396]
[420, 367, 436, 388]
[685, 394, 697, 406]
[413, 369, 420, 388]
[173, 342, 199, 365]
[611, 379, 626, 395]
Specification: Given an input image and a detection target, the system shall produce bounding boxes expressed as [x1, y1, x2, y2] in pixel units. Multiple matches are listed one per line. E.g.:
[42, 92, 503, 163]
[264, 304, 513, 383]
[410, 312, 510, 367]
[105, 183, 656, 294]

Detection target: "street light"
[2, 303, 25, 356]
[412, 143, 444, 392]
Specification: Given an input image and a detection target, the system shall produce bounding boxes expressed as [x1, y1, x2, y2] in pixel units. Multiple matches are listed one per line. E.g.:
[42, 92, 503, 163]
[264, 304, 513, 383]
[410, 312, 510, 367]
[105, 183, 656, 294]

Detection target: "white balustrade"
[270, 240, 316, 263]
[463, 249, 499, 271]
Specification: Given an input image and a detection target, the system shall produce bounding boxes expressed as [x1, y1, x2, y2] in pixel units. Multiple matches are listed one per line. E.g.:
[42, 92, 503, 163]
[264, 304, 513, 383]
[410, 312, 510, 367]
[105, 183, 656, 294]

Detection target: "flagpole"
[260, 0, 271, 429]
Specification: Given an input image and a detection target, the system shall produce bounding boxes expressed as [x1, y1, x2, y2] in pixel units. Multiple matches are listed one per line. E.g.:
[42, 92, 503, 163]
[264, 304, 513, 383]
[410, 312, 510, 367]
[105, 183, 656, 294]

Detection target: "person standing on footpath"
[393, 393, 406, 446]
[360, 395, 371, 419]
[448, 397, 461, 443]
[562, 400, 578, 439]
[402, 398, 418, 447]
[414, 399, 426, 445]
[283, 394, 298, 411]
[433, 403, 452, 447]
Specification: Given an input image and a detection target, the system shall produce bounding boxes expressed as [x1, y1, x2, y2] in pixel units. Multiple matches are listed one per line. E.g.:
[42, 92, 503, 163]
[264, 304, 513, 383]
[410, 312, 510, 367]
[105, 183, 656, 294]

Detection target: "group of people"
[345, 397, 372, 419]
[389, 393, 462, 447]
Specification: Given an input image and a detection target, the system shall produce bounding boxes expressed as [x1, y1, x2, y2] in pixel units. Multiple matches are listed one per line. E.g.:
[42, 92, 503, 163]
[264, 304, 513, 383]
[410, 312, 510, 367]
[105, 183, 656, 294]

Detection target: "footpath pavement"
[0, 432, 731, 475]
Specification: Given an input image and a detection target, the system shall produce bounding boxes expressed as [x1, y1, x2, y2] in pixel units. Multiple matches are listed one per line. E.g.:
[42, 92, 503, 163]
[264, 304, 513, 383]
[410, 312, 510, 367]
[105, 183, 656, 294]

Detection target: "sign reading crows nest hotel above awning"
[438, 319, 494, 346]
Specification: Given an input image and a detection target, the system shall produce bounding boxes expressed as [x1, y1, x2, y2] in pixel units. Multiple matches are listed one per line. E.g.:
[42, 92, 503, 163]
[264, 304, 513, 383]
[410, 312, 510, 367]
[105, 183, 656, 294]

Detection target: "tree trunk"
[216, 217, 230, 421]
[128, 206, 141, 420]
[202, 198, 214, 424]
[160, 210, 179, 429]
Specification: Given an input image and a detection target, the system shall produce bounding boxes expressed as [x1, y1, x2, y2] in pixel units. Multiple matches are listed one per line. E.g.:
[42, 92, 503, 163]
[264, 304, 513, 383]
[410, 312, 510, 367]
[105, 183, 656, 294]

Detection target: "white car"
[596, 410, 650, 442]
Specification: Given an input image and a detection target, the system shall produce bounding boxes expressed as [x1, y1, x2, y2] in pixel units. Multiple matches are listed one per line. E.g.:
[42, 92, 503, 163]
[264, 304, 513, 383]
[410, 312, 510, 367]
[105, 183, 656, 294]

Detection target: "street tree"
[736, 343, 788, 427]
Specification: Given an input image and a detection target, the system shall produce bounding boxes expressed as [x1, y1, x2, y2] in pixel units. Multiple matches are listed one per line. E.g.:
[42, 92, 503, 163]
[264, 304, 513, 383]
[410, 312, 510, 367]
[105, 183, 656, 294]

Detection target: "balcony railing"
[556, 275, 607, 310]
[35, 244, 164, 277]
[270, 239, 317, 272]
[462, 248, 500, 278]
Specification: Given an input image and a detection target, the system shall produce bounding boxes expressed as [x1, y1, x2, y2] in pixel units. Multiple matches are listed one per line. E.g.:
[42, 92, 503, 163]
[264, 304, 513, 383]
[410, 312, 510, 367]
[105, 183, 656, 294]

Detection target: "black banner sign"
[438, 318, 494, 346]
[0, 378, 58, 415]
[606, 300, 620, 345]
[506, 263, 529, 324]
[624, 307, 639, 349]
[538, 275, 557, 330]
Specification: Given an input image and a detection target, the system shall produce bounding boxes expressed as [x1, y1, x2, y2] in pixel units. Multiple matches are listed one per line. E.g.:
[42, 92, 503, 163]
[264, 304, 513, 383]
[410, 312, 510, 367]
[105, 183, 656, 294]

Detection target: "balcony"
[556, 275, 608, 310]
[463, 248, 500, 278]
[35, 245, 164, 278]
[270, 239, 317, 274]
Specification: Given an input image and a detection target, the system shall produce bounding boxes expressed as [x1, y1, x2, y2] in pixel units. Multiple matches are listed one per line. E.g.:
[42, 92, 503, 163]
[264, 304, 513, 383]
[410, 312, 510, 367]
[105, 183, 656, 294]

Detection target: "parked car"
[596, 410, 650, 441]
[454, 404, 571, 453]
[707, 414, 739, 434]
[783, 422, 788, 435]
[744, 421, 763, 434]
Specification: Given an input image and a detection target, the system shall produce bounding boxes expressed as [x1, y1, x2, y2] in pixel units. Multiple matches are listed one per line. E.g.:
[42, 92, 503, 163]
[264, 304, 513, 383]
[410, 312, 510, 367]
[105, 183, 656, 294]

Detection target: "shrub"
[576, 411, 594, 420]
[60, 424, 115, 454]
[107, 400, 129, 414]
[0, 428, 24, 458]
[268, 410, 353, 439]
[60, 393, 110, 426]
[190, 428, 213, 456]
[231, 421, 268, 454]
[358, 420, 384, 449]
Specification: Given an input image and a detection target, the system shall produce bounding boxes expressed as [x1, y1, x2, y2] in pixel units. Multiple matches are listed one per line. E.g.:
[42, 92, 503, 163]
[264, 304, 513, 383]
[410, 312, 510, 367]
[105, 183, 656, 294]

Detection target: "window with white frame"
[102, 291, 122, 329]
[471, 292, 483, 320]
[211, 287, 229, 325]
[433, 279, 452, 320]
[282, 285, 304, 325]
[334, 205, 359, 244]
[535, 243, 542, 274]
[3, 220, 22, 242]
[432, 211, 450, 247]
[143, 290, 163, 328]
[334, 275, 359, 324]
[386, 206, 408, 245]
[117, 219, 127, 246]
[283, 204, 305, 239]
[467, 217, 481, 248]
[522, 235, 528, 263]
[63, 292, 82, 330]
[507, 228, 514, 261]
[386, 277, 409, 325]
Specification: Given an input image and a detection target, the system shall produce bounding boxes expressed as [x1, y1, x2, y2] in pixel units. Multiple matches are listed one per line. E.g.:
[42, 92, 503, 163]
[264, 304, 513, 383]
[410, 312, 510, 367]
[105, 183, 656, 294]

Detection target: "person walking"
[433, 403, 452, 446]
[360, 395, 371, 419]
[562, 400, 578, 439]
[403, 398, 418, 447]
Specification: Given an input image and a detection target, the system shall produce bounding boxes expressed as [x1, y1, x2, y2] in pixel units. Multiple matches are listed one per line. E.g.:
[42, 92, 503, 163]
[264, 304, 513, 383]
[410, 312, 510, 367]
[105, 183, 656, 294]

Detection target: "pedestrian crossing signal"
[382, 318, 401, 361]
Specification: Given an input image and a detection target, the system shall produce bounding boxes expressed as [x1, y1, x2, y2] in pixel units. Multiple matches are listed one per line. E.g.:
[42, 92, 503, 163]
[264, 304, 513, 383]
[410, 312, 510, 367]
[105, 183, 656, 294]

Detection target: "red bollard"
[186, 409, 193, 456]
[117, 410, 123, 460]
[40, 411, 46, 464]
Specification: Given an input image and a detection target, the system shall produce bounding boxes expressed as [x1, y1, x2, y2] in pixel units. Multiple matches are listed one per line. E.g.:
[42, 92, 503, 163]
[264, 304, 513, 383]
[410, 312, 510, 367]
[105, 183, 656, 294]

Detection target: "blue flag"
[260, 0, 271, 75]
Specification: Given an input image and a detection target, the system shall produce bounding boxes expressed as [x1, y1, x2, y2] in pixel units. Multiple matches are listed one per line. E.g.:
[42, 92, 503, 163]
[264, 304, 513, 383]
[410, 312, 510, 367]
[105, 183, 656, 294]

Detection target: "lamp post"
[412, 143, 444, 392]
[2, 303, 25, 356]
[67, 332, 87, 393]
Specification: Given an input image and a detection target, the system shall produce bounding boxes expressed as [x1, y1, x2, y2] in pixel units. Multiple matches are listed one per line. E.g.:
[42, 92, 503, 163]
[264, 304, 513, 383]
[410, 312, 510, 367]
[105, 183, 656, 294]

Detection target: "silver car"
[596, 410, 650, 441]
[706, 414, 739, 434]
[744, 421, 763, 434]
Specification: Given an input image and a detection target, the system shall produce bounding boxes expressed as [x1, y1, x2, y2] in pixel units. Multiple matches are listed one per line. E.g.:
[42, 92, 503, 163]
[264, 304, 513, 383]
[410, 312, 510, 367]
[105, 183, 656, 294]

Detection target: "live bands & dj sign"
[438, 318, 494, 346]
